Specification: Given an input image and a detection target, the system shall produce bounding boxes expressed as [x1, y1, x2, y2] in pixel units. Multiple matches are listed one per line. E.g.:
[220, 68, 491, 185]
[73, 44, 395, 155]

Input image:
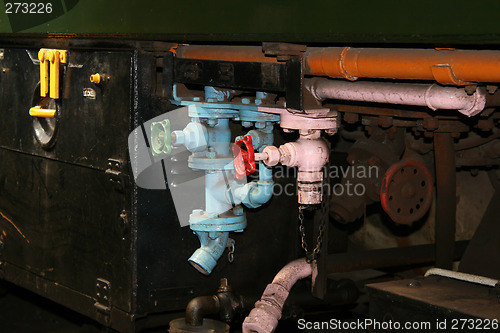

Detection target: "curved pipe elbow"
[242, 258, 313, 333]
[272, 258, 313, 291]
[243, 181, 274, 208]
[189, 231, 229, 275]
[185, 295, 221, 326]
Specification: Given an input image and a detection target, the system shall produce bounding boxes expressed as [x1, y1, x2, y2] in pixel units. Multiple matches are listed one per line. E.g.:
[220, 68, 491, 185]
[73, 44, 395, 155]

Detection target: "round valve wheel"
[150, 119, 171, 156]
[380, 160, 433, 224]
[232, 135, 256, 180]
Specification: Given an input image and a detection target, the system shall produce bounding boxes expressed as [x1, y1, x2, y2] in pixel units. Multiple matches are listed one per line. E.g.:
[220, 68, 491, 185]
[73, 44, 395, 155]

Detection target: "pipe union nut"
[262, 145, 280, 166]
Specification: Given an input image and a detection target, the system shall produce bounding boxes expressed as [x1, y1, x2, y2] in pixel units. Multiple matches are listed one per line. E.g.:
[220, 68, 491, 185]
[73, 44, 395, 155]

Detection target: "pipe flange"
[189, 211, 247, 232]
[459, 87, 487, 117]
[262, 146, 280, 166]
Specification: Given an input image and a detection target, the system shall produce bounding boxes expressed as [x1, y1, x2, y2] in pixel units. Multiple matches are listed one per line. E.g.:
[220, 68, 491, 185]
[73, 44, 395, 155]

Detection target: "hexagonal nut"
[206, 150, 217, 159]
[233, 206, 244, 216]
[262, 146, 280, 166]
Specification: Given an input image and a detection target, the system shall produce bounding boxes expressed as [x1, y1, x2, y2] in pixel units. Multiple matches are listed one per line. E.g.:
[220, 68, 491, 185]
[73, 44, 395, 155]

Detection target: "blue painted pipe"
[189, 231, 229, 275]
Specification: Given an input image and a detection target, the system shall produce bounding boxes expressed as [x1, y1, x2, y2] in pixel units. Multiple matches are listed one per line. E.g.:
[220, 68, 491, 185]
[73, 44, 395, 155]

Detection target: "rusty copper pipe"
[176, 45, 500, 85]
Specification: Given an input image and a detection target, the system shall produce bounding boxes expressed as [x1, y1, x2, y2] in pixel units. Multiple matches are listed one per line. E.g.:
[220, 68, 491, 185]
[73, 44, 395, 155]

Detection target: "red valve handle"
[232, 135, 256, 179]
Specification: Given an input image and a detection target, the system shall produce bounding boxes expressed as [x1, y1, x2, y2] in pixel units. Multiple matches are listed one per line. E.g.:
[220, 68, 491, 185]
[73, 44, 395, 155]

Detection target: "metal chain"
[226, 238, 235, 263]
[299, 200, 327, 263]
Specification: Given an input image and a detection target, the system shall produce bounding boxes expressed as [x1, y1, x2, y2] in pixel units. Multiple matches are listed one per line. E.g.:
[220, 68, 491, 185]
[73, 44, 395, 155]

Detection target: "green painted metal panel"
[1, 0, 500, 43]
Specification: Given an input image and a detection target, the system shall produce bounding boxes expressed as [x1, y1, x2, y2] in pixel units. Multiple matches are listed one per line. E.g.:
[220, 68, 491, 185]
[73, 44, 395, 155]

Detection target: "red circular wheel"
[380, 160, 433, 224]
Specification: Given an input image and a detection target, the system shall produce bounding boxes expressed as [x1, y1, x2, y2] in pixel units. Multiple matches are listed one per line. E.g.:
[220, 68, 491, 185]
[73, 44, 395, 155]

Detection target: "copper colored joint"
[339, 47, 358, 81]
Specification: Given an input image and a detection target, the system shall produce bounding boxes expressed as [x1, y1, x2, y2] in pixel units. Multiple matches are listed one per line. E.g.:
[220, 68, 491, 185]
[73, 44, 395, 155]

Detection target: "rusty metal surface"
[367, 275, 500, 321]
[176, 45, 276, 63]
[460, 173, 500, 280]
[434, 132, 457, 270]
[380, 159, 434, 224]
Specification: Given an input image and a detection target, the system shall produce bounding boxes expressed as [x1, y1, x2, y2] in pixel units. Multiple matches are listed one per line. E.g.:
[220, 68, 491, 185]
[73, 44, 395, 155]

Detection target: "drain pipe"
[242, 258, 313, 333]
[306, 78, 487, 117]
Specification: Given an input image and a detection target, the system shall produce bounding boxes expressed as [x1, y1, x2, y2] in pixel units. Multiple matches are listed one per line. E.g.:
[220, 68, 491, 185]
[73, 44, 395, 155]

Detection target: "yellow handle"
[29, 107, 56, 118]
[38, 50, 49, 97]
[38, 48, 68, 99]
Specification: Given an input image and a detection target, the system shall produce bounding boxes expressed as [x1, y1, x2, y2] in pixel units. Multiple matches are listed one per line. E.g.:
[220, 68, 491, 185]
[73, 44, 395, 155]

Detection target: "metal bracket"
[94, 278, 111, 314]
[262, 43, 306, 110]
[105, 159, 124, 191]
[262, 42, 307, 60]
[285, 55, 304, 111]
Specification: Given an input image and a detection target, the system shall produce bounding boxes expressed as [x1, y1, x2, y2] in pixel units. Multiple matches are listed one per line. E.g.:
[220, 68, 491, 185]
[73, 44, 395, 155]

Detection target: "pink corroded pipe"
[257, 132, 329, 204]
[306, 78, 487, 117]
[242, 258, 313, 333]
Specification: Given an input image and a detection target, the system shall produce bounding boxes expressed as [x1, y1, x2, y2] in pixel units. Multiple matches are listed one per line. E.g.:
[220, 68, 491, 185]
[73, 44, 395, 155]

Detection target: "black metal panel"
[173, 58, 286, 92]
[285, 56, 303, 110]
[0, 47, 134, 330]
[0, 48, 132, 170]
[0, 150, 133, 325]
[0, 45, 301, 332]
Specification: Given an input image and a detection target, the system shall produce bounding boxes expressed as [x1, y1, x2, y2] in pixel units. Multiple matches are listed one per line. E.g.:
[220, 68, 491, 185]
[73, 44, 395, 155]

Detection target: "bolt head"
[206, 119, 218, 127]
[233, 206, 244, 215]
[325, 128, 337, 136]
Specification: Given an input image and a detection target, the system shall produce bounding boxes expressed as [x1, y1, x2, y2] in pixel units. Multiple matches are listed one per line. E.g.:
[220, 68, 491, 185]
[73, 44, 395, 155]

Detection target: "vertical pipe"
[434, 132, 457, 270]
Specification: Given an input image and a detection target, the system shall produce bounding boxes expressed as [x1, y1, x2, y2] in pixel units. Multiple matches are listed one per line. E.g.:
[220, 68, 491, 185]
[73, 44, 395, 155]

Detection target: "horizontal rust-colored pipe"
[176, 45, 500, 85]
[306, 47, 500, 85]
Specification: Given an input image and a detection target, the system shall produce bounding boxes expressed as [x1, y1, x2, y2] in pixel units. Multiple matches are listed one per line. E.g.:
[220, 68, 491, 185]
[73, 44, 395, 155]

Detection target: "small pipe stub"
[90, 73, 101, 84]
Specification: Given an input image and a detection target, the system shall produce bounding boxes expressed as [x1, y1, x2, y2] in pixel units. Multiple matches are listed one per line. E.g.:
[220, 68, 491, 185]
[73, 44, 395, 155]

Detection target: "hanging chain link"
[226, 238, 235, 263]
[299, 200, 327, 263]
